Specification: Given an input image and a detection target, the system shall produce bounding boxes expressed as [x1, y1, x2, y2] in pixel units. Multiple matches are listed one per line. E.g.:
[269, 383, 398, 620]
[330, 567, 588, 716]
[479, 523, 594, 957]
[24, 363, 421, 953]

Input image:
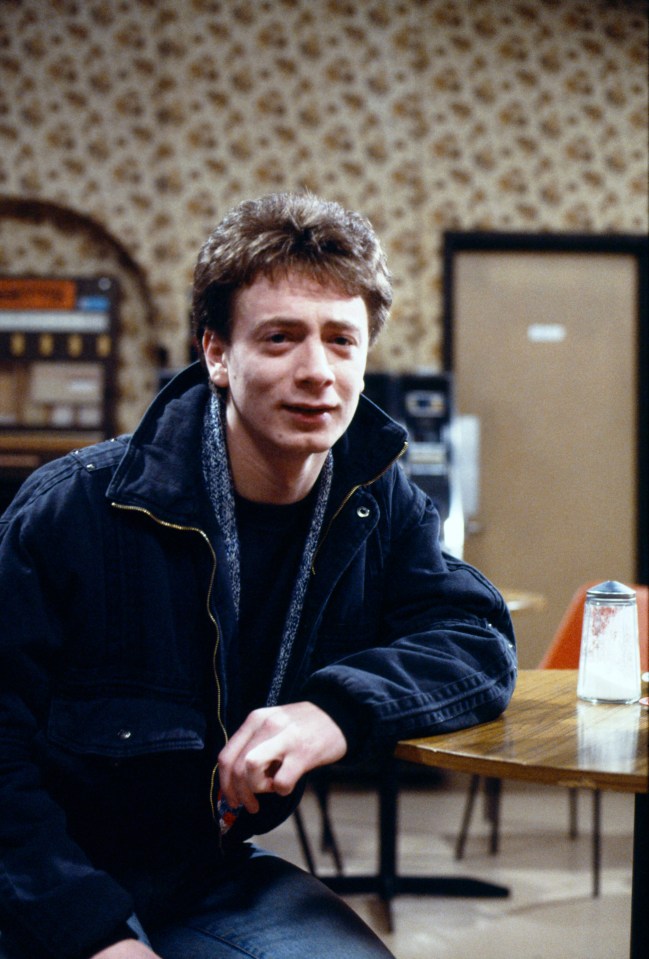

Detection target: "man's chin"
[277, 431, 340, 459]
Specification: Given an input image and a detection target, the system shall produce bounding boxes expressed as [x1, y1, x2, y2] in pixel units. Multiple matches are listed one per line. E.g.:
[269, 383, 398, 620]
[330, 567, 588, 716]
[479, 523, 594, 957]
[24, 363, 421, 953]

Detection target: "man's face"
[203, 273, 369, 471]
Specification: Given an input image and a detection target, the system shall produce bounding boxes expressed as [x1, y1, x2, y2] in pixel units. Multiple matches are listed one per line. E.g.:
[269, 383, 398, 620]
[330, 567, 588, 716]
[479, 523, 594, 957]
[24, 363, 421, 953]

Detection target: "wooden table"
[396, 670, 649, 959]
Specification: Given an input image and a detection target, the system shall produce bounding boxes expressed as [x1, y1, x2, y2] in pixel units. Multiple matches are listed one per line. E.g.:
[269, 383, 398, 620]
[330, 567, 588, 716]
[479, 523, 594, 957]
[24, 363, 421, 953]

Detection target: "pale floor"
[261, 774, 636, 959]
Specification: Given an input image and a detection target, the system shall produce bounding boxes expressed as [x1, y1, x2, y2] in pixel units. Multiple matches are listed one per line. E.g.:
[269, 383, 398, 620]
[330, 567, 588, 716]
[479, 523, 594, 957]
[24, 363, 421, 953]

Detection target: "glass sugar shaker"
[577, 580, 641, 704]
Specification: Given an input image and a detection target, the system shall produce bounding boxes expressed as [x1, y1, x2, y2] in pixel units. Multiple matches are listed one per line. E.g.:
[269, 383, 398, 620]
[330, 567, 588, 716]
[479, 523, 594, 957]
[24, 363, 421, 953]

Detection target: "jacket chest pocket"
[46, 695, 206, 760]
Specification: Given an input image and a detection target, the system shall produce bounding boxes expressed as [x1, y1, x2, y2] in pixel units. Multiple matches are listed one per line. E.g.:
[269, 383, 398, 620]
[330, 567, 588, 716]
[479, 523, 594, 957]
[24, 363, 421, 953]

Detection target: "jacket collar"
[327, 388, 408, 514]
[107, 363, 210, 525]
[107, 362, 408, 526]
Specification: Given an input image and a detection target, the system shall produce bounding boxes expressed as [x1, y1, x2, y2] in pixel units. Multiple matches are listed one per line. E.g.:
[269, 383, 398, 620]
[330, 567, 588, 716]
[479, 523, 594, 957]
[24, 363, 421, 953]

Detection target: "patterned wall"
[1, 0, 647, 430]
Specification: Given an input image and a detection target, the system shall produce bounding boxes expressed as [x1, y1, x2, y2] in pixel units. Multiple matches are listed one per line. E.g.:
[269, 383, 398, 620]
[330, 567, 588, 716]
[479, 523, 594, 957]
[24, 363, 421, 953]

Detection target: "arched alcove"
[0, 196, 159, 432]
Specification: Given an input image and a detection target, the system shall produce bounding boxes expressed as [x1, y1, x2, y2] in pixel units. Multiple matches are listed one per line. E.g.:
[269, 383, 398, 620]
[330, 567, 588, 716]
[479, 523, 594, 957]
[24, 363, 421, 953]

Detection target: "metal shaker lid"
[586, 580, 636, 601]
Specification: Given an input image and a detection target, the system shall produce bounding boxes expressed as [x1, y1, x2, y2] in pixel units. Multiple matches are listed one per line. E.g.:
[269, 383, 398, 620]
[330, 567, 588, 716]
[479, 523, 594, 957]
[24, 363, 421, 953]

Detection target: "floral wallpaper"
[1, 0, 647, 430]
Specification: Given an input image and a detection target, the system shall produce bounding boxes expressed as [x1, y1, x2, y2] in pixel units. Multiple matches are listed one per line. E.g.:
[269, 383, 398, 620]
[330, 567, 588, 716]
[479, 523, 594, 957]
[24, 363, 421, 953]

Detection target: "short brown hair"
[191, 192, 392, 355]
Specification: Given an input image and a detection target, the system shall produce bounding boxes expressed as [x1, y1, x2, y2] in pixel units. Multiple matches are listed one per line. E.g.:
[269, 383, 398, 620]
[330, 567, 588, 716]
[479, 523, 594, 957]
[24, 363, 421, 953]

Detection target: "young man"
[0, 193, 516, 959]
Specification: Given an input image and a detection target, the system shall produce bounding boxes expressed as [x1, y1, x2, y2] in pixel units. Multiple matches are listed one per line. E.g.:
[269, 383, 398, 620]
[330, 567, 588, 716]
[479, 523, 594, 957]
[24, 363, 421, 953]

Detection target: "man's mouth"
[285, 404, 335, 415]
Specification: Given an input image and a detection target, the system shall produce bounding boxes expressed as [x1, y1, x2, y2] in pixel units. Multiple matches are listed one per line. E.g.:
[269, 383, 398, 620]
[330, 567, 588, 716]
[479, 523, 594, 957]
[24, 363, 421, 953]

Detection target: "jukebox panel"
[0, 276, 118, 496]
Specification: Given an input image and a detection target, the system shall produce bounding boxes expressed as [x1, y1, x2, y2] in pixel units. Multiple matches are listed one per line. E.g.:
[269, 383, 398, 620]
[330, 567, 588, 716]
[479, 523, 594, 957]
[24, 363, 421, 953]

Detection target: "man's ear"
[203, 331, 229, 388]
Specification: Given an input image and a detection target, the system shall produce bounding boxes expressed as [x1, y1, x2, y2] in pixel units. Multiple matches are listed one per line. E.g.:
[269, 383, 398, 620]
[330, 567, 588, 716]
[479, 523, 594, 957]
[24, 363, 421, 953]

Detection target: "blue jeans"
[148, 844, 394, 959]
[0, 844, 394, 959]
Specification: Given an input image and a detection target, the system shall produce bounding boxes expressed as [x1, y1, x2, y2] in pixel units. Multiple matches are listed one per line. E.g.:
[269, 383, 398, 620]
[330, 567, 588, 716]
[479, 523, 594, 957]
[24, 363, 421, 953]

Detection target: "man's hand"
[91, 942, 160, 958]
[217, 701, 347, 814]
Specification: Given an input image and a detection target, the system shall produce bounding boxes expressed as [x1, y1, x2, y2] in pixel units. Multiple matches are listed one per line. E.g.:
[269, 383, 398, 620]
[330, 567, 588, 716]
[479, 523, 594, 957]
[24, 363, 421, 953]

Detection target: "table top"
[395, 670, 648, 794]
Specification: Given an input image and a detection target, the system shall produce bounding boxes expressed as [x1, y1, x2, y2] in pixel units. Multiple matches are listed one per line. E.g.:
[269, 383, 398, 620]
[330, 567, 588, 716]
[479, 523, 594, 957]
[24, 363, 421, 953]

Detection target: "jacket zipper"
[111, 502, 227, 825]
[311, 441, 408, 574]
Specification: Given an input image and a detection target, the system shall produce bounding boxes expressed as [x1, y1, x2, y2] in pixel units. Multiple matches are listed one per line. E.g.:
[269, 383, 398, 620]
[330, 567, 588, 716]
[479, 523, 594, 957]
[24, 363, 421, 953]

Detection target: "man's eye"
[332, 335, 353, 346]
[268, 332, 287, 343]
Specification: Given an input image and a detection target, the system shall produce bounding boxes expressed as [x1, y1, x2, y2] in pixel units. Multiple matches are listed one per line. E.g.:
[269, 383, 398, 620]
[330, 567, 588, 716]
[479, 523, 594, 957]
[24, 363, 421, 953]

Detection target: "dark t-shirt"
[235, 490, 315, 717]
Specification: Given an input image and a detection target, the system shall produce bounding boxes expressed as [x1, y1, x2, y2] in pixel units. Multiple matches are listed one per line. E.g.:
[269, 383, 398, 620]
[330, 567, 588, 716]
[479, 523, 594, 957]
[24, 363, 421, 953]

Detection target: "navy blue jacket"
[0, 363, 516, 958]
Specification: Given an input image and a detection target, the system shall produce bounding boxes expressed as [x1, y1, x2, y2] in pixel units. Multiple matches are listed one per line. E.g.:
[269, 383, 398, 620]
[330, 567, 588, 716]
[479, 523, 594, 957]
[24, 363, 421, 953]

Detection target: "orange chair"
[455, 582, 648, 897]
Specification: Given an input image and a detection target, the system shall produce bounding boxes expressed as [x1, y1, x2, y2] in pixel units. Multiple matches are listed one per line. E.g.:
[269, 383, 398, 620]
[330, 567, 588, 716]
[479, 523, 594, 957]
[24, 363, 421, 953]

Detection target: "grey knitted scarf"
[201, 392, 333, 706]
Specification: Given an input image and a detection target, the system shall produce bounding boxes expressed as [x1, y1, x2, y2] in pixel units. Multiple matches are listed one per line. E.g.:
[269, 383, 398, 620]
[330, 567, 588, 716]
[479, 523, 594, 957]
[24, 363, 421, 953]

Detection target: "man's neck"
[228, 441, 329, 504]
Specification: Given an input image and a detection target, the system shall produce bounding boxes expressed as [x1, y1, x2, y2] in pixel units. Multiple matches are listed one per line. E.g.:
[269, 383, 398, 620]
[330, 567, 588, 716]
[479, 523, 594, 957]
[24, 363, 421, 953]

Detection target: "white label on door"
[527, 323, 567, 343]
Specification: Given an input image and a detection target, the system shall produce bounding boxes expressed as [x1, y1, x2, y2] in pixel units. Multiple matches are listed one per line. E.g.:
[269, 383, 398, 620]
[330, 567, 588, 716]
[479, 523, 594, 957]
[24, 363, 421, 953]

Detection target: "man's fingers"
[219, 732, 286, 811]
[241, 736, 289, 787]
[218, 717, 268, 809]
[265, 759, 282, 778]
[244, 740, 304, 797]
[217, 703, 347, 813]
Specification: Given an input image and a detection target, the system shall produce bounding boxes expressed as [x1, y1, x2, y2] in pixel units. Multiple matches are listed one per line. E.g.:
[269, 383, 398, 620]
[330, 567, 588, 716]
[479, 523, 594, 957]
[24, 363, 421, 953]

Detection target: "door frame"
[442, 230, 649, 584]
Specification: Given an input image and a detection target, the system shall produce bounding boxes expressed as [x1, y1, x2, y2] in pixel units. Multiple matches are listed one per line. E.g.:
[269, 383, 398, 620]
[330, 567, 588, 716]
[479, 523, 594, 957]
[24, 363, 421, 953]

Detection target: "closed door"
[451, 248, 638, 667]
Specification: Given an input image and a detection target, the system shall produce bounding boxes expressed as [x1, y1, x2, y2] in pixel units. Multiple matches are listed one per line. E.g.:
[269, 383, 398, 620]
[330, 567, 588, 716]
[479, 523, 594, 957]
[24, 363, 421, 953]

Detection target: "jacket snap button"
[356, 506, 370, 518]
[86, 463, 95, 471]
[117, 729, 132, 740]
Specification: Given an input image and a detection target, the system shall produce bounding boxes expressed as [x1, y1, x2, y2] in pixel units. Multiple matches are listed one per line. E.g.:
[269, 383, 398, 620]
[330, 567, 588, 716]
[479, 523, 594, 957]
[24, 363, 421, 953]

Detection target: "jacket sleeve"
[302, 466, 517, 760]
[0, 477, 139, 959]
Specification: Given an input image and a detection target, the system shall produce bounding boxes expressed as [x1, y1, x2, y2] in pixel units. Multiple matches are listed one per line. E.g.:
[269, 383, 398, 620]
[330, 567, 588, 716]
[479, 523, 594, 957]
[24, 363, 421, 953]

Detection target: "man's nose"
[295, 339, 335, 385]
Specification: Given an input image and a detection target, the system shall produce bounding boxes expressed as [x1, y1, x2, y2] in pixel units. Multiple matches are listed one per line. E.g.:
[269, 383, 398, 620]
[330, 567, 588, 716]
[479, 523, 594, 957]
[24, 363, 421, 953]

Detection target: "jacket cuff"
[304, 683, 370, 762]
